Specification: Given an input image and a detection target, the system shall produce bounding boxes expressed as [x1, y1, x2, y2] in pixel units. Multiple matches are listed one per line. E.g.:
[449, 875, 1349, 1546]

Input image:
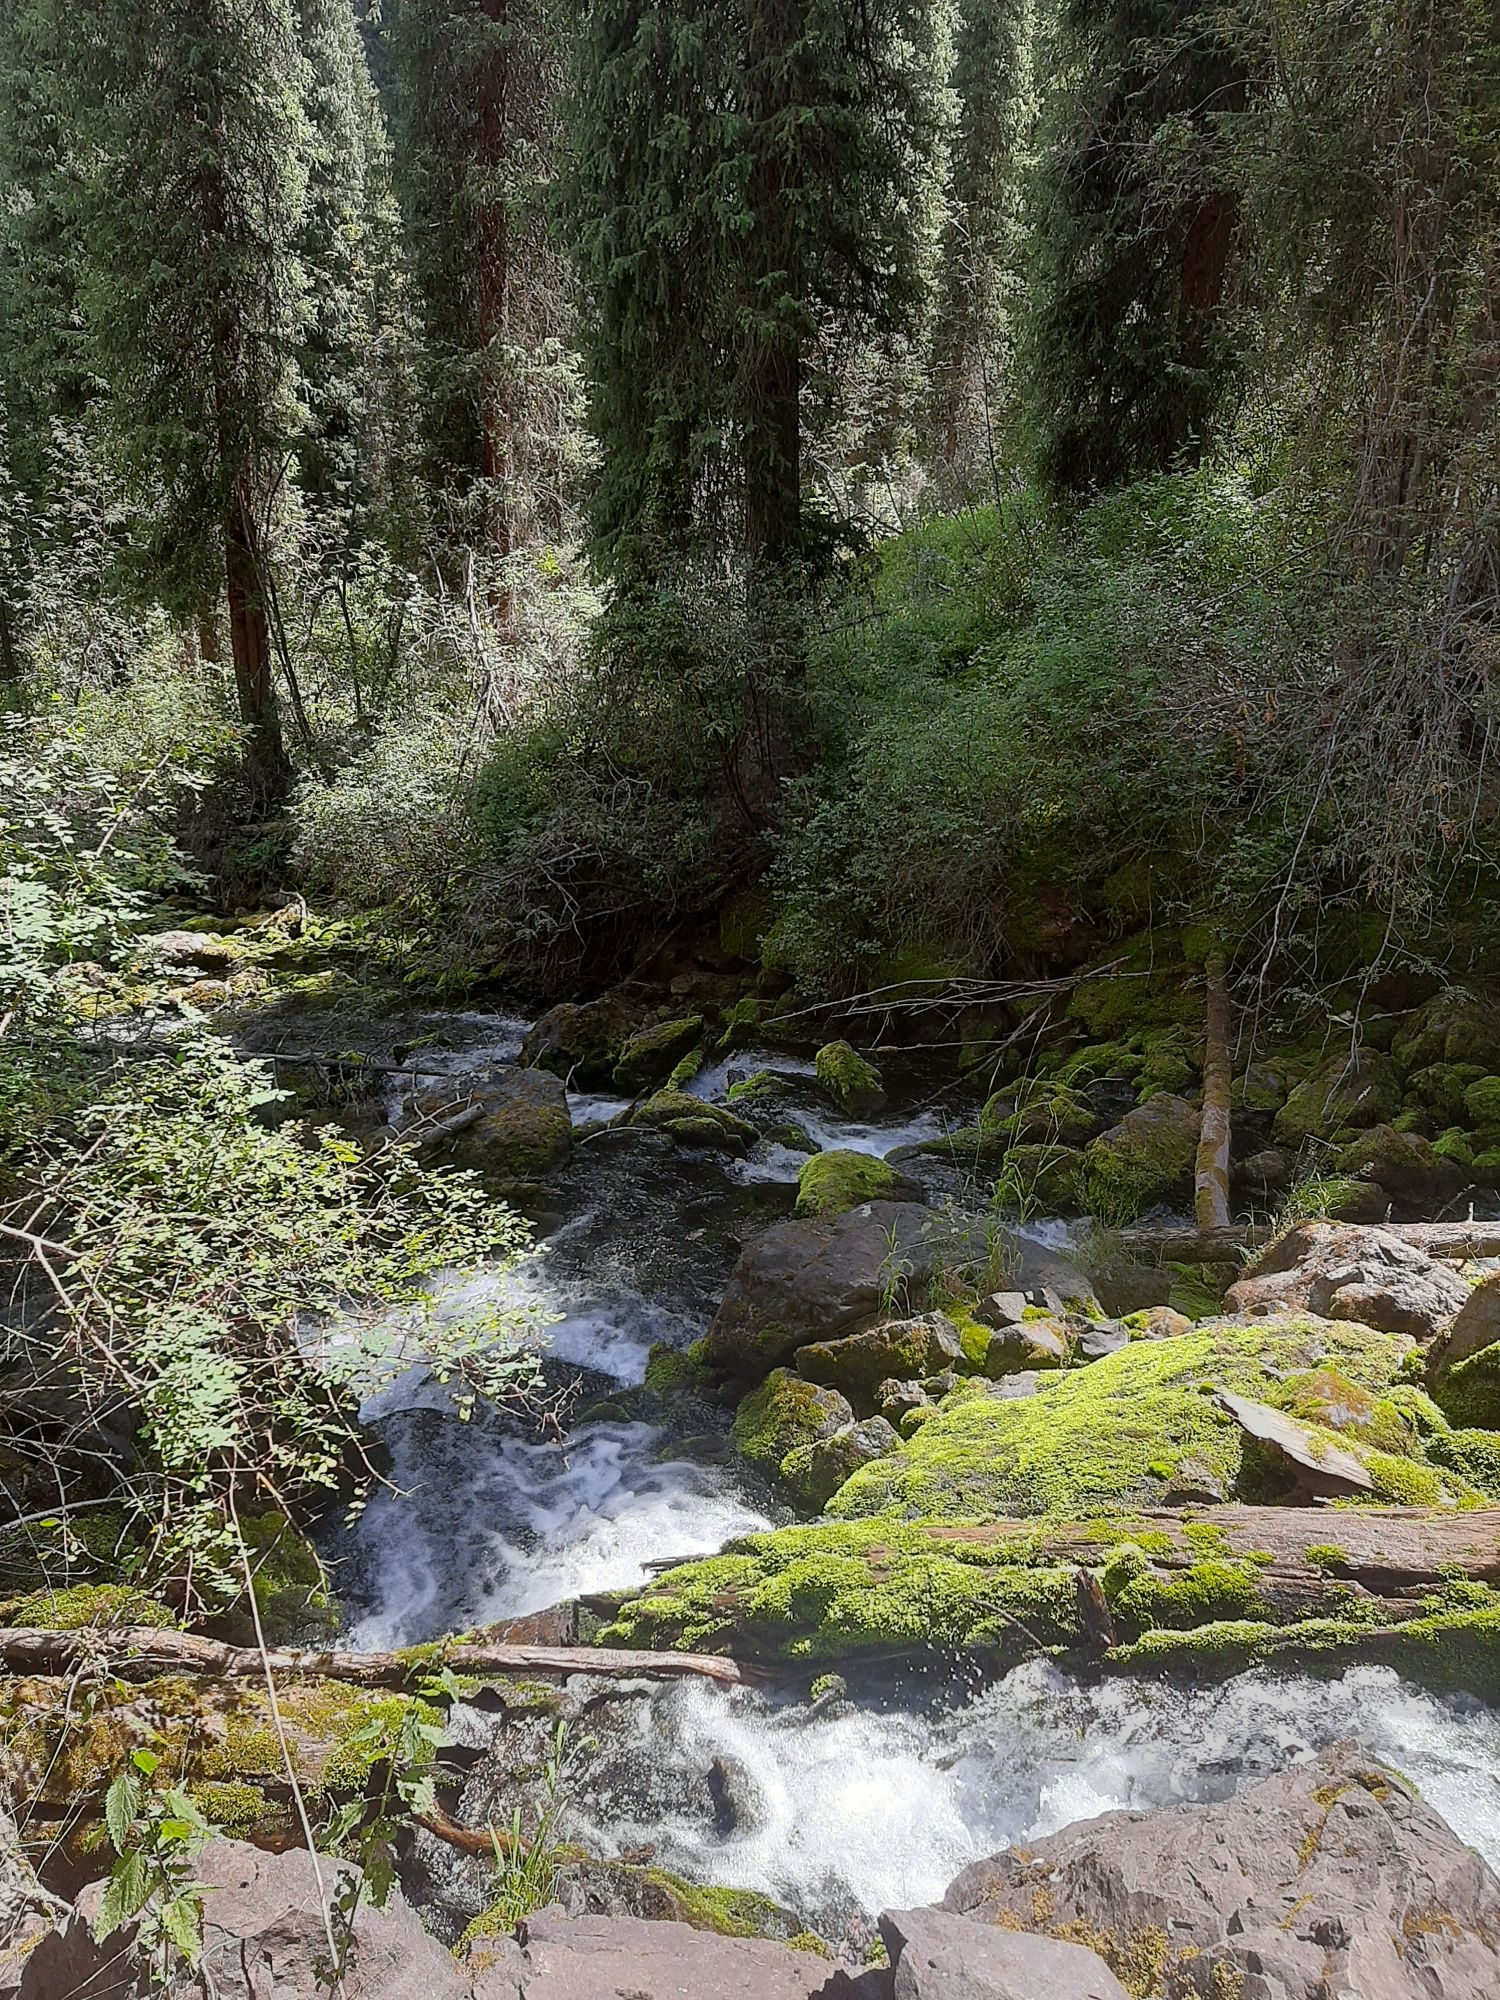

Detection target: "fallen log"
[0, 1627, 778, 1689]
[1116, 1221, 1500, 1264]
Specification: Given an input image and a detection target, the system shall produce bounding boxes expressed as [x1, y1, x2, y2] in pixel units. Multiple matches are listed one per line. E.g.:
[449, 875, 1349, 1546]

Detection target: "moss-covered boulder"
[457, 1066, 572, 1180]
[1393, 989, 1500, 1074]
[910, 1126, 1013, 1175]
[731, 1371, 854, 1481]
[1273, 1049, 1399, 1145]
[627, 1089, 757, 1154]
[826, 1315, 1464, 1522]
[1334, 1123, 1461, 1206]
[781, 1417, 902, 1511]
[1084, 1094, 1199, 1214]
[521, 995, 636, 1086]
[612, 1015, 703, 1093]
[994, 1084, 1100, 1147]
[797, 1313, 965, 1408]
[813, 1041, 886, 1116]
[794, 1149, 919, 1218]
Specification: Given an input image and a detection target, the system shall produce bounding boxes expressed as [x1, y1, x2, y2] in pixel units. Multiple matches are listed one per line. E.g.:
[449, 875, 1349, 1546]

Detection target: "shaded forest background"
[1, 0, 1498, 1002]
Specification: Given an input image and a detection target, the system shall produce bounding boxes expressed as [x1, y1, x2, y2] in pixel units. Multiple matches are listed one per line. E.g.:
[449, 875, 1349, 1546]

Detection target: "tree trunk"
[1194, 949, 1232, 1230]
[1117, 1220, 1500, 1262]
[475, 0, 517, 635]
[0, 1627, 779, 1689]
[225, 485, 286, 799]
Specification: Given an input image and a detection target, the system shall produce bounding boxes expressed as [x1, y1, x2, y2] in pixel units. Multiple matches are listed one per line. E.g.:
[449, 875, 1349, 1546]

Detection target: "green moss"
[1433, 1341, 1500, 1430]
[225, 1511, 336, 1648]
[794, 1149, 910, 1218]
[641, 1871, 789, 1939]
[1083, 1096, 1199, 1217]
[1429, 1428, 1500, 1497]
[716, 996, 763, 1050]
[1273, 1051, 1400, 1145]
[1434, 1127, 1477, 1168]
[0, 1583, 177, 1631]
[627, 1089, 757, 1152]
[667, 1048, 704, 1088]
[613, 1016, 704, 1092]
[732, 1371, 848, 1471]
[719, 888, 772, 964]
[814, 1041, 885, 1115]
[825, 1317, 1425, 1523]
[1164, 1264, 1224, 1321]
[643, 1342, 715, 1398]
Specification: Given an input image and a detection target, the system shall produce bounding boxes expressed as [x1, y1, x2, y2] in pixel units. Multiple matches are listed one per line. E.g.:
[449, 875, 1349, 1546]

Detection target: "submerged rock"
[940, 1740, 1500, 2000]
[1225, 1221, 1467, 1340]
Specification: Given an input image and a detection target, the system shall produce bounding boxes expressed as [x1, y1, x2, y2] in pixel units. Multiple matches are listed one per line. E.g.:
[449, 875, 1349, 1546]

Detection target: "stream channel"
[304, 1007, 1500, 1943]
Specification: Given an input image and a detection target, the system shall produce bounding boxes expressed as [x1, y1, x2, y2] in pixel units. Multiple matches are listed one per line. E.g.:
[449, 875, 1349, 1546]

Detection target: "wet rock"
[502, 1910, 885, 1999]
[814, 1040, 886, 1116]
[1216, 1388, 1375, 1498]
[799, 1314, 965, 1406]
[626, 1089, 758, 1155]
[981, 1318, 1070, 1377]
[1273, 1047, 1400, 1144]
[521, 996, 637, 1087]
[781, 1415, 903, 1509]
[132, 927, 241, 971]
[1084, 1094, 1200, 1209]
[612, 1016, 703, 1093]
[940, 1740, 1500, 2000]
[796, 1150, 924, 1219]
[1225, 1220, 1467, 1340]
[454, 1067, 572, 1179]
[879, 1907, 1127, 2000]
[21, 1840, 469, 1999]
[701, 1203, 969, 1381]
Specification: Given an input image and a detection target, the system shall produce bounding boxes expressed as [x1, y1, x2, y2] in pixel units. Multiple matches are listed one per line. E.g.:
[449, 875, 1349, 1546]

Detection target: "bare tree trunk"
[1118, 1219, 1500, 1262]
[225, 485, 287, 800]
[1194, 948, 1232, 1229]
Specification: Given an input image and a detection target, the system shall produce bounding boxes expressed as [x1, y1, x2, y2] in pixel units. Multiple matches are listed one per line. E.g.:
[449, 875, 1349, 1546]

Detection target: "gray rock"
[941, 1741, 1500, 2000]
[799, 1314, 965, 1404]
[1090, 1258, 1173, 1316]
[1429, 1271, 1500, 1376]
[509, 1909, 885, 1998]
[1074, 1319, 1130, 1361]
[782, 1416, 903, 1509]
[134, 928, 240, 971]
[21, 1840, 470, 2000]
[1225, 1221, 1468, 1340]
[877, 1378, 931, 1423]
[880, 1907, 1128, 2000]
[974, 1287, 1064, 1328]
[1216, 1388, 1374, 1498]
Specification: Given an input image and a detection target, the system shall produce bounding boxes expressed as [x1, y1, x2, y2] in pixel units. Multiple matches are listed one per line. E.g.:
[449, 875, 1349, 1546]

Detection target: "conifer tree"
[37, 0, 312, 790]
[1027, 0, 1245, 496]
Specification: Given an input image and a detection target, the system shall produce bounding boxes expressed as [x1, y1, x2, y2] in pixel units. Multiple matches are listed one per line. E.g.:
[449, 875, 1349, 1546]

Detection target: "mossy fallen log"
[0, 1627, 779, 1688]
[1117, 1221, 1500, 1262]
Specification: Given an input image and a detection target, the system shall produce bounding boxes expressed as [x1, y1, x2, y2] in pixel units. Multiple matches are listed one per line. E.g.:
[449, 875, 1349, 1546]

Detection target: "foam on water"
[567, 1661, 1500, 1926]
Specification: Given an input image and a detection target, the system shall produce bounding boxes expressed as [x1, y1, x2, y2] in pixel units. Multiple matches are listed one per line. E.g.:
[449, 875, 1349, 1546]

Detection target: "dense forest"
[5, 4, 1500, 1997]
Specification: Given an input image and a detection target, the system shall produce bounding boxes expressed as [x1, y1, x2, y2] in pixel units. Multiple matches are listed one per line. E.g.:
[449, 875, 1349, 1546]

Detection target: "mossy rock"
[781, 1417, 902, 1511]
[612, 1016, 704, 1093]
[1083, 1095, 1199, 1217]
[643, 1342, 717, 1399]
[1407, 1062, 1487, 1124]
[1431, 1340, 1500, 1430]
[731, 1371, 854, 1477]
[1392, 989, 1500, 1074]
[458, 1068, 572, 1180]
[627, 1089, 757, 1154]
[1273, 1050, 1400, 1146]
[825, 1316, 1456, 1523]
[719, 888, 773, 965]
[995, 1084, 1100, 1147]
[797, 1314, 966, 1408]
[0, 1584, 177, 1631]
[218, 1511, 338, 1648]
[794, 1149, 918, 1218]
[995, 1142, 1087, 1213]
[1428, 1428, 1500, 1498]
[716, 995, 762, 1051]
[814, 1041, 885, 1117]
[913, 1126, 1013, 1174]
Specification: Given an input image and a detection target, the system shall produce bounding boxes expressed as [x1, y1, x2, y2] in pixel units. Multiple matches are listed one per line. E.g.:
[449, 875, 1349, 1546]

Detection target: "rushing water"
[319, 1008, 1500, 1928]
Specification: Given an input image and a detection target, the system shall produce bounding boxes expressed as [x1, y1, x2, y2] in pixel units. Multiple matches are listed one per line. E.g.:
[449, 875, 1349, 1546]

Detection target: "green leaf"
[104, 1773, 139, 1855]
[130, 1747, 160, 1776]
[158, 1892, 203, 1963]
[94, 1850, 151, 1938]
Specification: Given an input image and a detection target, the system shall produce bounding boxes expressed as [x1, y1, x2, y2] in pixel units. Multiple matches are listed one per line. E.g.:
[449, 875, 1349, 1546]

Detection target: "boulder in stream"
[879, 1907, 1128, 2000]
[939, 1739, 1500, 2000]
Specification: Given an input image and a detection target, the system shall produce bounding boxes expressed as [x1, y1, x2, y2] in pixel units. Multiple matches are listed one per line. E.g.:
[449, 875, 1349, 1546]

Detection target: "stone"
[1233, 1061, 1290, 1112]
[0, 1809, 61, 2000]
[879, 1907, 1128, 2000]
[20, 1840, 470, 2000]
[1429, 1272, 1500, 1376]
[781, 1416, 903, 1509]
[814, 1040, 886, 1116]
[1084, 1094, 1200, 1209]
[795, 1150, 923, 1219]
[1216, 1388, 1375, 1498]
[700, 1204, 976, 1381]
[981, 1318, 1070, 1377]
[877, 1379, 931, 1423]
[1074, 1319, 1130, 1361]
[1237, 1147, 1292, 1193]
[799, 1315, 966, 1405]
[134, 927, 241, 971]
[1336, 1123, 1463, 1206]
[1090, 1258, 1173, 1316]
[1273, 1048, 1400, 1145]
[1121, 1306, 1193, 1339]
[521, 996, 637, 1087]
[1393, 988, 1500, 1073]
[974, 1287, 1063, 1328]
[611, 1015, 703, 1092]
[1225, 1220, 1468, 1340]
[626, 1089, 758, 1155]
[507, 1909, 884, 1999]
[453, 1066, 572, 1179]
[941, 1741, 1500, 2000]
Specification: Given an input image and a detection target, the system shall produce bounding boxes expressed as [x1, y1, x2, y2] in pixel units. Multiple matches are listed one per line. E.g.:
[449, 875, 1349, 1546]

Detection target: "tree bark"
[0, 1628, 779, 1689]
[225, 483, 287, 799]
[475, 0, 517, 634]
[1194, 949, 1232, 1230]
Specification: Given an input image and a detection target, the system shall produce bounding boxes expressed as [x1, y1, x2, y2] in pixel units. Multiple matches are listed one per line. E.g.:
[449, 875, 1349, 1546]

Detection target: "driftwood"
[1116, 1220, 1500, 1264]
[0, 1627, 777, 1689]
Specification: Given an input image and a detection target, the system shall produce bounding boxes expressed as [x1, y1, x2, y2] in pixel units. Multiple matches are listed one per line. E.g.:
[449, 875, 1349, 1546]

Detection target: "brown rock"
[511, 1909, 886, 1999]
[1225, 1220, 1468, 1340]
[879, 1907, 1128, 2000]
[942, 1741, 1500, 2000]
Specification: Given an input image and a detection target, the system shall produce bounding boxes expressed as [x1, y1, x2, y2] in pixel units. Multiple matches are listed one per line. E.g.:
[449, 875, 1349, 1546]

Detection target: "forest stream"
[303, 1006, 1500, 1948]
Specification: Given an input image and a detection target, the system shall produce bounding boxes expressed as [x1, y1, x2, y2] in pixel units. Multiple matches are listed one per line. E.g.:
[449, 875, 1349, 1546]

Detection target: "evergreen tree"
[568, 0, 945, 575]
[926, 0, 1028, 501]
[1027, 0, 1245, 496]
[34, 0, 312, 789]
